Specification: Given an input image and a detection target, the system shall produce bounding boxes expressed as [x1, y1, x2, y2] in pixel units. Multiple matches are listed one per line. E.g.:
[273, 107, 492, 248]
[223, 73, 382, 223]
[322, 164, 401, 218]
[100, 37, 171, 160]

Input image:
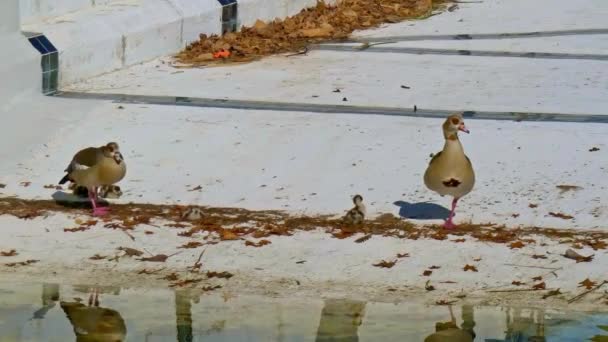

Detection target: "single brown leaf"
[509, 241, 525, 249]
[206, 271, 234, 279]
[463, 264, 478, 272]
[64, 226, 90, 232]
[354, 234, 372, 243]
[589, 147, 600, 152]
[0, 249, 18, 257]
[244, 239, 271, 247]
[429, 265, 441, 269]
[511, 281, 526, 286]
[220, 230, 239, 241]
[163, 273, 179, 281]
[179, 241, 204, 249]
[549, 212, 574, 220]
[139, 254, 170, 262]
[578, 278, 597, 290]
[20, 181, 31, 187]
[202, 285, 222, 291]
[170, 278, 203, 288]
[435, 300, 457, 305]
[373, 260, 397, 268]
[532, 282, 546, 290]
[0, 183, 5, 188]
[529, 203, 538, 208]
[532, 254, 548, 259]
[396, 253, 410, 258]
[144, 231, 154, 235]
[89, 254, 106, 260]
[542, 289, 562, 299]
[188, 185, 202, 191]
[118, 247, 144, 257]
[532, 276, 543, 281]
[473, 257, 482, 262]
[422, 270, 433, 276]
[452, 238, 466, 243]
[425, 280, 435, 291]
[332, 230, 355, 239]
[440, 281, 457, 284]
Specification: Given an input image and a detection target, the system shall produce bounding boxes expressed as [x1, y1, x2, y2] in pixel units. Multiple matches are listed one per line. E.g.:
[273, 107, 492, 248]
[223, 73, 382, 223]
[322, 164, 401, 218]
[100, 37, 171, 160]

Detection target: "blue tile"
[217, 0, 237, 6]
[28, 37, 48, 54]
[37, 35, 58, 53]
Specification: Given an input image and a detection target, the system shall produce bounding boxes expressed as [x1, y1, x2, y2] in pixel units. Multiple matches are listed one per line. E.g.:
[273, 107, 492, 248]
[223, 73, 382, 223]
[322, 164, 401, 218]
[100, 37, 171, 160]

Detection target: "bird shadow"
[393, 200, 450, 220]
[51, 191, 108, 209]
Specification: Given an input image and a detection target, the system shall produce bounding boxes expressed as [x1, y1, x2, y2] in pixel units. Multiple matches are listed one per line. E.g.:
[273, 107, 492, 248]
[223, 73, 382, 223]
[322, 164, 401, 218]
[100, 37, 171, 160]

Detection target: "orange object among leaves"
[213, 49, 231, 59]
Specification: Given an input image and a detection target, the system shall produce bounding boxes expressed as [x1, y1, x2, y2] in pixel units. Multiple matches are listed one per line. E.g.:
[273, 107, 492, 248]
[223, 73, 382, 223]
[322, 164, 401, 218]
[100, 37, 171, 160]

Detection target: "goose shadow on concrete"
[393, 200, 450, 220]
[51, 191, 108, 209]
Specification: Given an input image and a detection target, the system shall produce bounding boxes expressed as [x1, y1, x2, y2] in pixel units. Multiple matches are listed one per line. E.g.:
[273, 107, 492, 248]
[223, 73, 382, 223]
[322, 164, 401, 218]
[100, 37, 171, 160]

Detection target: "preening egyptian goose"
[59, 142, 126, 216]
[423, 113, 475, 229]
[343, 194, 366, 224]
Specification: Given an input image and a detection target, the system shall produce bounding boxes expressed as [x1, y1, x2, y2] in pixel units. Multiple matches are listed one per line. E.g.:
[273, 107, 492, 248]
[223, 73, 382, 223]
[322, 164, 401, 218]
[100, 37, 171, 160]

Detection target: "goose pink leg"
[444, 197, 459, 229]
[88, 187, 109, 216]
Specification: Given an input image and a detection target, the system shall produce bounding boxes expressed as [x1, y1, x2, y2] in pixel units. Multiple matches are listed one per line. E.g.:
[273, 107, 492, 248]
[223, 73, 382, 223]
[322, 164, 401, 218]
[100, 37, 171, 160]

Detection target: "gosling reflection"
[502, 307, 546, 341]
[60, 287, 126, 342]
[424, 305, 476, 342]
[315, 299, 366, 342]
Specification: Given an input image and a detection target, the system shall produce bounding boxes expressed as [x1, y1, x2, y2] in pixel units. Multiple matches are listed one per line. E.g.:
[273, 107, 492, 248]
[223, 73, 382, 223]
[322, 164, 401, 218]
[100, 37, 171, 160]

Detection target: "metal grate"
[218, 0, 238, 34]
[24, 32, 59, 95]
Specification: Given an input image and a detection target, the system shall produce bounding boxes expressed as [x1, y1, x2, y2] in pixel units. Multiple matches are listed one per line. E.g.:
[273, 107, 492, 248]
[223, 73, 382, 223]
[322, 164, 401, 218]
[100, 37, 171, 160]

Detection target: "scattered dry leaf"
[578, 278, 597, 290]
[163, 273, 179, 281]
[509, 241, 525, 249]
[145, 231, 154, 235]
[435, 300, 457, 305]
[0, 184, 5, 188]
[532, 254, 548, 259]
[220, 230, 239, 241]
[64, 226, 90, 232]
[589, 147, 600, 152]
[139, 254, 170, 262]
[188, 185, 202, 192]
[473, 257, 482, 262]
[373, 260, 397, 268]
[532, 276, 543, 281]
[440, 281, 457, 284]
[396, 253, 410, 258]
[0, 249, 18, 257]
[118, 247, 144, 257]
[549, 212, 574, 220]
[452, 238, 466, 243]
[19, 181, 31, 187]
[422, 270, 433, 276]
[89, 254, 106, 260]
[532, 282, 546, 290]
[529, 203, 538, 208]
[206, 271, 234, 279]
[556, 185, 582, 193]
[429, 265, 441, 269]
[425, 280, 435, 291]
[5, 259, 39, 267]
[354, 234, 372, 243]
[179, 241, 204, 249]
[511, 281, 525, 286]
[332, 230, 355, 239]
[463, 264, 478, 272]
[202, 285, 222, 292]
[245, 239, 272, 247]
[542, 289, 562, 299]
[170, 278, 203, 288]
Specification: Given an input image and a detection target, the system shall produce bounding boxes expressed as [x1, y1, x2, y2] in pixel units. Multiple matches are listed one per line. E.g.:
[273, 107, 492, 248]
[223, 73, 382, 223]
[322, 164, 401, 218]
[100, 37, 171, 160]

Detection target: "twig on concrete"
[503, 263, 561, 270]
[286, 47, 308, 57]
[568, 280, 607, 304]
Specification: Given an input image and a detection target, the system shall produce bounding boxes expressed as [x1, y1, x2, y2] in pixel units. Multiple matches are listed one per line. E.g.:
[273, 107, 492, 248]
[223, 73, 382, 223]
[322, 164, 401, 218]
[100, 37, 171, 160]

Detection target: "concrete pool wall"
[16, 0, 333, 87]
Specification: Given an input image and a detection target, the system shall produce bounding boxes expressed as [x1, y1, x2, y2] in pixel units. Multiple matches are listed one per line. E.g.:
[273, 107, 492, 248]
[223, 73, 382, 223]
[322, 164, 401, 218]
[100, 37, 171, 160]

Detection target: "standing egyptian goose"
[423, 113, 475, 229]
[59, 142, 126, 216]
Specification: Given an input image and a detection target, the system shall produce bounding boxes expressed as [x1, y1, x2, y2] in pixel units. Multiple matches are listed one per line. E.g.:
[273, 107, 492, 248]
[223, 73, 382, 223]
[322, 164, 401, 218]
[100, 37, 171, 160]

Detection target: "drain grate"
[24, 32, 59, 95]
[218, 0, 238, 34]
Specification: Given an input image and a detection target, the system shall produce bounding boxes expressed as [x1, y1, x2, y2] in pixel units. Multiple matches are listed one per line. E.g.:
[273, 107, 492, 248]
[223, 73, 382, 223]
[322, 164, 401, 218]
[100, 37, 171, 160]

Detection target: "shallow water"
[0, 282, 606, 341]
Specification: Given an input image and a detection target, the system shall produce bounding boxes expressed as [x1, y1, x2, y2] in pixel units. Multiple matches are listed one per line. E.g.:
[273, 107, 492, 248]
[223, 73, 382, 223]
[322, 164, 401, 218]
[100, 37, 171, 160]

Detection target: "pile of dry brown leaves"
[175, 0, 447, 66]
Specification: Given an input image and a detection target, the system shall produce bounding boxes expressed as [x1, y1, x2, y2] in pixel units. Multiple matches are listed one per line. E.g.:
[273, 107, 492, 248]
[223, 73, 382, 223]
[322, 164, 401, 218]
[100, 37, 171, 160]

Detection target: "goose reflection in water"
[60, 287, 127, 342]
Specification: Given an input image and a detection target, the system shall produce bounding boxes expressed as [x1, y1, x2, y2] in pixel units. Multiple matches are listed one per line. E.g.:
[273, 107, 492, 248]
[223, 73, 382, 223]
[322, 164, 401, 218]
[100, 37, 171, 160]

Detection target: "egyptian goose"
[423, 113, 475, 229]
[343, 194, 366, 224]
[60, 289, 126, 342]
[59, 142, 126, 216]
